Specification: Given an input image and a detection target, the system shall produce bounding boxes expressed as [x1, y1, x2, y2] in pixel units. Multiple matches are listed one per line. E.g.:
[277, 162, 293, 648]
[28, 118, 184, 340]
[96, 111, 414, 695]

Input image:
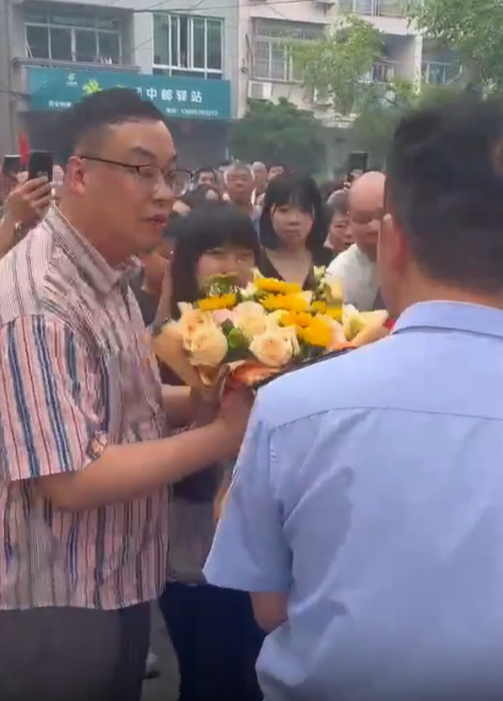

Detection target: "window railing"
[339, 0, 406, 18]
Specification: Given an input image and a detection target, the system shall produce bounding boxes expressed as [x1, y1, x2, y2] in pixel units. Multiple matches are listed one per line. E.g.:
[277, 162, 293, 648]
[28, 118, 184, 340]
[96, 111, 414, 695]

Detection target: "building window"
[25, 10, 122, 64]
[339, 0, 404, 17]
[422, 61, 454, 85]
[251, 20, 322, 83]
[153, 14, 223, 79]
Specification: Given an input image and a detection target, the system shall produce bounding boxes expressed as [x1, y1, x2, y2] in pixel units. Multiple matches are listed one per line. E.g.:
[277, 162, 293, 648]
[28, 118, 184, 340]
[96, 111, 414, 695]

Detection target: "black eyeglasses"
[80, 156, 192, 195]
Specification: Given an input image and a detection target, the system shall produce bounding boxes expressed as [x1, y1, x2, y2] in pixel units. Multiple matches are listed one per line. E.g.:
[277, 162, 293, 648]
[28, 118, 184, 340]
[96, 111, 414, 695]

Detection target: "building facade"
[236, 0, 458, 125]
[0, 0, 239, 165]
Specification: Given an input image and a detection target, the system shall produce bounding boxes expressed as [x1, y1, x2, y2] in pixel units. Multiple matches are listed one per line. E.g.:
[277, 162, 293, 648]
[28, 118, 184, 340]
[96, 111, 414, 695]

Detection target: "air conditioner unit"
[248, 81, 273, 100]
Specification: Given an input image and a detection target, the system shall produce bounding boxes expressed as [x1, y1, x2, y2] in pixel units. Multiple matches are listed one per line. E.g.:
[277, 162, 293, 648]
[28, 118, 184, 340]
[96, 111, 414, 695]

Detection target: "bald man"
[326, 171, 385, 310]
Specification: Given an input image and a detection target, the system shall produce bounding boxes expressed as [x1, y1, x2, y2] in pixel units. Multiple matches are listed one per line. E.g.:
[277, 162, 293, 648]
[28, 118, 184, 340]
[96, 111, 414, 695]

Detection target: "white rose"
[233, 301, 268, 340]
[249, 327, 298, 368]
[178, 307, 214, 348]
[186, 324, 228, 367]
[342, 304, 365, 340]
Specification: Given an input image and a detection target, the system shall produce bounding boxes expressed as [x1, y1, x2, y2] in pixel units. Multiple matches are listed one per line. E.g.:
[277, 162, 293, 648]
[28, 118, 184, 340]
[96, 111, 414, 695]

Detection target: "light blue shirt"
[204, 301, 503, 701]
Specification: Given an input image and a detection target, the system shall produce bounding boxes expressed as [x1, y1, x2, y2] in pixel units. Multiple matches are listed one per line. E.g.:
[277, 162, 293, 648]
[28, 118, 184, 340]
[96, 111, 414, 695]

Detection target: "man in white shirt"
[327, 171, 385, 310]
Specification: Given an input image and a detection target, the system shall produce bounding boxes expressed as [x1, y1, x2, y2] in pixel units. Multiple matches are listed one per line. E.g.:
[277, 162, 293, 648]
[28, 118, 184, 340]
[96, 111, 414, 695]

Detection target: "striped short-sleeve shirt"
[0, 207, 169, 610]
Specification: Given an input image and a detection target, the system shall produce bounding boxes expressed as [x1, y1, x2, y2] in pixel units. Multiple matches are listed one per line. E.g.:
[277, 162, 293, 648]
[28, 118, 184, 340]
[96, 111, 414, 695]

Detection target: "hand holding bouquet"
[152, 270, 389, 392]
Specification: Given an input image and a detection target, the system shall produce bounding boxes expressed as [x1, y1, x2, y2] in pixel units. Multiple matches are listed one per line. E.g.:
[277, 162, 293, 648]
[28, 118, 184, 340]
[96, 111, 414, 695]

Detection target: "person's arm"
[0, 315, 251, 512]
[203, 402, 291, 633]
[0, 177, 52, 251]
[0, 212, 17, 258]
[162, 385, 192, 425]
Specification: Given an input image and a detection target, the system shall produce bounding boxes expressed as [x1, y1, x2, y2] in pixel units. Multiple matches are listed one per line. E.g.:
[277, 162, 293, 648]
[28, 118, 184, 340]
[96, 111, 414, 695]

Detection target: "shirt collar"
[394, 301, 503, 340]
[45, 206, 140, 295]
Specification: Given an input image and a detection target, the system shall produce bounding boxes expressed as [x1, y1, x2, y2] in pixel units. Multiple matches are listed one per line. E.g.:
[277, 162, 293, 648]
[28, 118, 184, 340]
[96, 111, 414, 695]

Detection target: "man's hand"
[3, 176, 52, 226]
[213, 388, 255, 457]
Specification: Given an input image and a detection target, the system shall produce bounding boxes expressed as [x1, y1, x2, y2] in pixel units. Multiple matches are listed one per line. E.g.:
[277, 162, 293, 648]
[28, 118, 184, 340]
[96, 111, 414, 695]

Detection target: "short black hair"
[194, 166, 217, 179]
[170, 202, 261, 318]
[259, 173, 326, 252]
[52, 88, 165, 165]
[386, 95, 503, 293]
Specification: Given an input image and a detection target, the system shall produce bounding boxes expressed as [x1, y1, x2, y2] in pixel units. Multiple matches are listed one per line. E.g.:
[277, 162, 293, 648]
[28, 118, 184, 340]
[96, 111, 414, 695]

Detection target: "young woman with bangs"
[258, 173, 334, 290]
[158, 202, 264, 701]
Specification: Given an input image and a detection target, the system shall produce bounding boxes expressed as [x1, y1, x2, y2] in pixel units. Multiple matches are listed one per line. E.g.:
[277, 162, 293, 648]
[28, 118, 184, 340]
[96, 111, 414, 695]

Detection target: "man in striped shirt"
[0, 89, 251, 701]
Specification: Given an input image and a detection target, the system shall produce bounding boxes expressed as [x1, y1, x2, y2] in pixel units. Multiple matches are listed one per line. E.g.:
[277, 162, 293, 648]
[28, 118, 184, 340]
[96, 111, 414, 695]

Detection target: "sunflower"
[254, 278, 302, 295]
[297, 318, 332, 349]
[260, 294, 309, 313]
[198, 293, 237, 311]
[281, 311, 314, 328]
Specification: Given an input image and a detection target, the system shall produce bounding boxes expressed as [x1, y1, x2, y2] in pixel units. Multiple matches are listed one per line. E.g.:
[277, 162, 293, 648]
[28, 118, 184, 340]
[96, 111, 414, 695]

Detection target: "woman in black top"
[159, 203, 265, 701]
[258, 173, 333, 290]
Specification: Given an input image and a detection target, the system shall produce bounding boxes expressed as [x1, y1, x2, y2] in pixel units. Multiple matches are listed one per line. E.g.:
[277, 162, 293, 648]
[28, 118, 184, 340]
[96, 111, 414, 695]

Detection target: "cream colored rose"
[186, 324, 228, 367]
[233, 301, 268, 340]
[178, 307, 214, 347]
[249, 327, 298, 368]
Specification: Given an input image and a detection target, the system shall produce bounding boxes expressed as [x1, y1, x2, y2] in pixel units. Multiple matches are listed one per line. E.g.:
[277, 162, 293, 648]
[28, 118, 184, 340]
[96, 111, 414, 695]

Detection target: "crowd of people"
[0, 86, 503, 701]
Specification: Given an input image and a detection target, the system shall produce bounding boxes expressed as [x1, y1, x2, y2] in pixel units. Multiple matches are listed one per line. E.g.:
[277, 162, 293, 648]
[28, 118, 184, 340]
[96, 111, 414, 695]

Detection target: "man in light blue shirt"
[204, 97, 503, 700]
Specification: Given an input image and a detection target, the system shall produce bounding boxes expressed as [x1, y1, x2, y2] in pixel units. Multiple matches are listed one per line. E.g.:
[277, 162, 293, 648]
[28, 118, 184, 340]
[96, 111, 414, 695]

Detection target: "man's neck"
[58, 201, 127, 267]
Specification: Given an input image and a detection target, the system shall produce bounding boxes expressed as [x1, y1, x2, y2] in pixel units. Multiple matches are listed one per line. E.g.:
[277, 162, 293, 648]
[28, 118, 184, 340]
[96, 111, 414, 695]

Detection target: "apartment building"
[0, 0, 239, 164]
[237, 0, 458, 124]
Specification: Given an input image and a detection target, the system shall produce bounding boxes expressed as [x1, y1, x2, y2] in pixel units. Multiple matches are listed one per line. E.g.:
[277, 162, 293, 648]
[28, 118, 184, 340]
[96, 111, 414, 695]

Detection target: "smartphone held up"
[346, 151, 369, 184]
[28, 151, 54, 182]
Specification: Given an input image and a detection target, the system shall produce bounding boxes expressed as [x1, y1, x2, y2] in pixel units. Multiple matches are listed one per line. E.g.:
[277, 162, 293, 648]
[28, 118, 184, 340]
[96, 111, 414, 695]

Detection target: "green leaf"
[406, 0, 503, 90]
[291, 13, 384, 116]
[225, 326, 249, 361]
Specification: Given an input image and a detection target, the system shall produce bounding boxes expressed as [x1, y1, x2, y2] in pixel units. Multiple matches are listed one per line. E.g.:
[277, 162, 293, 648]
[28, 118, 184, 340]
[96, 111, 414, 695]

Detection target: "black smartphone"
[2, 154, 22, 177]
[346, 151, 369, 181]
[28, 151, 53, 181]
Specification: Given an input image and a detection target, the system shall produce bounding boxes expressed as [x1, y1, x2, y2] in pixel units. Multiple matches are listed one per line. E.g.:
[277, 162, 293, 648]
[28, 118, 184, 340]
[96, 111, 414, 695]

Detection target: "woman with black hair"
[258, 174, 334, 289]
[169, 202, 260, 318]
[158, 202, 264, 701]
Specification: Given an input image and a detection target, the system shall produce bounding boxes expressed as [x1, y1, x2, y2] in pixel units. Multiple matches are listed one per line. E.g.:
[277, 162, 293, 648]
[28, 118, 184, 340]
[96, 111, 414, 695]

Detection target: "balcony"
[339, 0, 405, 17]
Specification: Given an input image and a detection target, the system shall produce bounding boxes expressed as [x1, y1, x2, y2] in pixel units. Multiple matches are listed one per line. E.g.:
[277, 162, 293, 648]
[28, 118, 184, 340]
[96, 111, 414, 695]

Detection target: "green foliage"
[292, 13, 383, 115]
[351, 81, 462, 167]
[228, 98, 325, 173]
[407, 0, 503, 89]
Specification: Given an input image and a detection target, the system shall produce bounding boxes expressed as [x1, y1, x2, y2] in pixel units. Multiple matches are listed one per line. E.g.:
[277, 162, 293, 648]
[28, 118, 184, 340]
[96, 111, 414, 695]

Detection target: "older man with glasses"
[326, 171, 385, 311]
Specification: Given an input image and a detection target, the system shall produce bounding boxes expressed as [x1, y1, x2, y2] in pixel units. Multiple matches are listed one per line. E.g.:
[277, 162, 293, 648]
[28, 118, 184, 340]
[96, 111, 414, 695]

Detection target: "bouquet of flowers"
[152, 270, 389, 393]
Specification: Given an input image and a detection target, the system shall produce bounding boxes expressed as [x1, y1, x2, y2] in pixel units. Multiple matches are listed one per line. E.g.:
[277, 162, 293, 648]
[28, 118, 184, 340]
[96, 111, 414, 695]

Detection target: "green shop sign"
[26, 67, 231, 120]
